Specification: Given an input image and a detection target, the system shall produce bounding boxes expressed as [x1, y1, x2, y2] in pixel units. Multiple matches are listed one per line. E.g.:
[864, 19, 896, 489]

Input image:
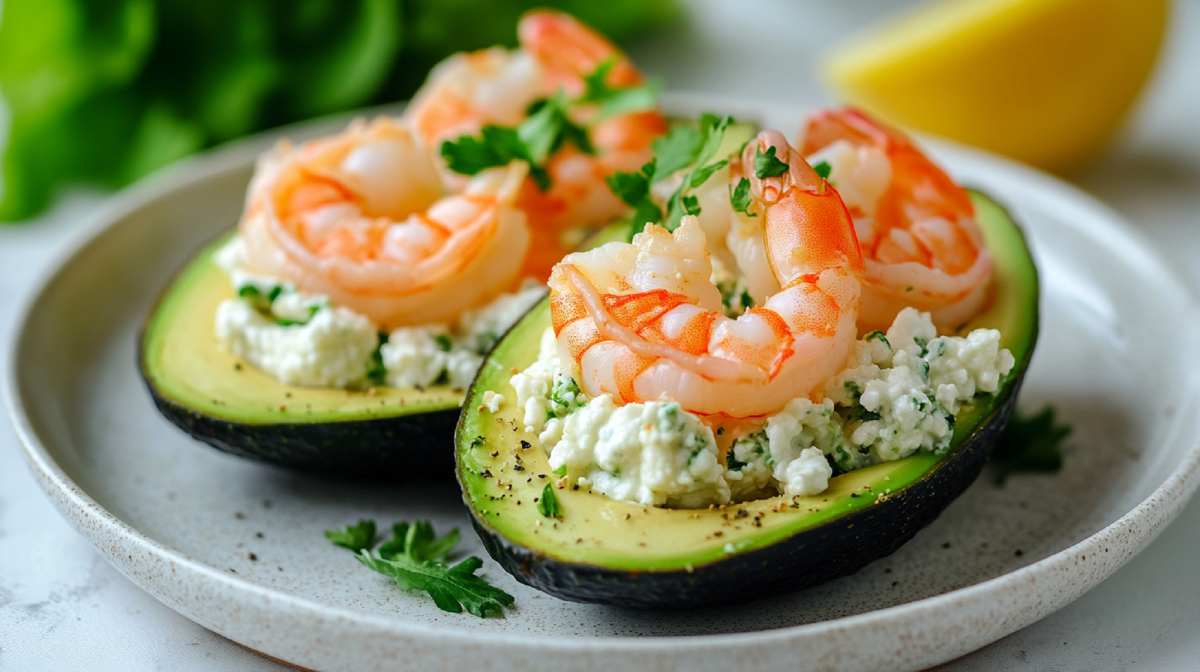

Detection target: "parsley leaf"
[378, 521, 459, 563]
[606, 159, 663, 232]
[992, 406, 1071, 485]
[754, 145, 790, 178]
[330, 519, 514, 618]
[537, 483, 562, 518]
[440, 126, 529, 180]
[729, 177, 754, 217]
[865, 331, 890, 348]
[813, 160, 832, 180]
[355, 553, 514, 618]
[366, 333, 389, 386]
[578, 57, 663, 120]
[650, 125, 703, 179]
[324, 520, 377, 552]
[552, 464, 568, 477]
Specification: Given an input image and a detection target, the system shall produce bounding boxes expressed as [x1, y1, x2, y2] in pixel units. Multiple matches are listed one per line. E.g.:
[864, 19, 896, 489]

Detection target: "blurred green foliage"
[0, 0, 676, 220]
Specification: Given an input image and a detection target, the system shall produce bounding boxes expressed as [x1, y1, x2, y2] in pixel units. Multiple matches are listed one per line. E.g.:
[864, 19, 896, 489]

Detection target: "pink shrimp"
[239, 117, 531, 330]
[548, 130, 863, 418]
[405, 9, 667, 277]
[798, 107, 993, 332]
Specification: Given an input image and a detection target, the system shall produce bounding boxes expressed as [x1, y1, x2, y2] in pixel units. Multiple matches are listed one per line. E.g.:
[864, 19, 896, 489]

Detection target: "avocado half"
[140, 235, 465, 479]
[454, 190, 1039, 607]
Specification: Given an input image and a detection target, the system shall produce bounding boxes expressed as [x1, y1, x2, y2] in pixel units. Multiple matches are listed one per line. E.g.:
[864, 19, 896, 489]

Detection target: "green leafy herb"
[325, 519, 377, 552]
[366, 333, 389, 386]
[729, 177, 755, 217]
[913, 336, 929, 357]
[329, 519, 514, 617]
[552, 464, 568, 477]
[377, 521, 459, 563]
[274, 305, 321, 327]
[813, 160, 832, 180]
[607, 113, 737, 236]
[537, 483, 561, 518]
[605, 159, 662, 230]
[577, 56, 662, 119]
[434, 333, 454, 352]
[992, 406, 1071, 484]
[843, 380, 863, 399]
[753, 145, 789, 179]
[865, 331, 890, 348]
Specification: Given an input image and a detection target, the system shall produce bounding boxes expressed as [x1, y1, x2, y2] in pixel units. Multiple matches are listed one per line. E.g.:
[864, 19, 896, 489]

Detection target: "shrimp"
[798, 107, 993, 332]
[239, 116, 531, 331]
[548, 131, 863, 418]
[405, 10, 667, 241]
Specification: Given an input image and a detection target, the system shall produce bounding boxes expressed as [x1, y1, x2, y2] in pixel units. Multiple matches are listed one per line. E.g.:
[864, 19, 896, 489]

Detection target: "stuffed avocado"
[455, 190, 1037, 607]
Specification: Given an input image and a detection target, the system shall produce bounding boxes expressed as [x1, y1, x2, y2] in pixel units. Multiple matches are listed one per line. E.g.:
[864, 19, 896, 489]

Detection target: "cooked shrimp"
[239, 116, 531, 330]
[548, 131, 863, 418]
[799, 107, 993, 332]
[405, 9, 667, 240]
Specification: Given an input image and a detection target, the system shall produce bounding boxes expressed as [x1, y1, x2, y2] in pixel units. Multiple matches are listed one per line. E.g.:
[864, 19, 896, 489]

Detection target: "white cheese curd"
[549, 394, 730, 507]
[383, 283, 542, 389]
[215, 299, 378, 387]
[508, 328, 586, 442]
[381, 325, 456, 388]
[763, 398, 842, 494]
[482, 390, 505, 413]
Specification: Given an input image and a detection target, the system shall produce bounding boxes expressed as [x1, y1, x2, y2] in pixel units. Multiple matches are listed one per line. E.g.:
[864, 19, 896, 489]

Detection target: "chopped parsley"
[865, 331, 890, 348]
[237, 283, 282, 313]
[433, 333, 454, 352]
[537, 483, 561, 518]
[327, 519, 514, 618]
[366, 333, 389, 386]
[729, 177, 754, 217]
[552, 464, 568, 477]
[992, 406, 1071, 485]
[913, 336, 929, 357]
[753, 145, 789, 179]
[813, 160, 832, 180]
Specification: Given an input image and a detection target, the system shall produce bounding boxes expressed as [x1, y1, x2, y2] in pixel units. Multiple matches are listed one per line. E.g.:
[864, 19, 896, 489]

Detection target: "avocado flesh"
[455, 190, 1038, 605]
[141, 235, 464, 478]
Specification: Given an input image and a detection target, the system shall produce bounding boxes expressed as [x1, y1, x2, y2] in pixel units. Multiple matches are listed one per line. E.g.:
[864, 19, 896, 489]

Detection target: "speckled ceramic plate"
[8, 96, 1200, 672]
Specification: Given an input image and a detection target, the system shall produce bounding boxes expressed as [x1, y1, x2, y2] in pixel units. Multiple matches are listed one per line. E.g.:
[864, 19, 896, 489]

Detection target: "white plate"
[8, 97, 1200, 672]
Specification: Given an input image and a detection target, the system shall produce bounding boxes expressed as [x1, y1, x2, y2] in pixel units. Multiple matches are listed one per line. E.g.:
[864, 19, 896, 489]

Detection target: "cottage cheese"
[548, 395, 729, 508]
[510, 308, 1015, 508]
[214, 235, 543, 390]
[215, 299, 378, 387]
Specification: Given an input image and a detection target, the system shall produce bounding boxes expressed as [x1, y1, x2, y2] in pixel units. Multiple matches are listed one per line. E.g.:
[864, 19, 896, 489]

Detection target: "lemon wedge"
[823, 0, 1168, 172]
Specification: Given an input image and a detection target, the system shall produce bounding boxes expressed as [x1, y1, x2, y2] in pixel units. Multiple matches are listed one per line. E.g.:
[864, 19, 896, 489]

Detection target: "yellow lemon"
[823, 0, 1168, 172]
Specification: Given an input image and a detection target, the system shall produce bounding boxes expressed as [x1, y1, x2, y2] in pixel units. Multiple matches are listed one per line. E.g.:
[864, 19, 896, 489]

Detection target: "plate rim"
[7, 95, 1200, 670]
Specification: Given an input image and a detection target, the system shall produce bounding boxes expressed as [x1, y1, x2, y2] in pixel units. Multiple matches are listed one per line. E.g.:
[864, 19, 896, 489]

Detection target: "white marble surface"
[2, 0, 1199, 669]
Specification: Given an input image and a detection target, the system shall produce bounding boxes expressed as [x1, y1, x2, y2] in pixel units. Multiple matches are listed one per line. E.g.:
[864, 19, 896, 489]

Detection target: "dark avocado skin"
[469, 379, 1021, 608]
[141, 368, 458, 480]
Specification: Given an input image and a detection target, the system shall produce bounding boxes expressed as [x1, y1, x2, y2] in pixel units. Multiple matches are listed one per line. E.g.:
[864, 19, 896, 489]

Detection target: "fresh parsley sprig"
[537, 483, 561, 518]
[992, 406, 1071, 485]
[606, 113, 737, 236]
[440, 58, 659, 192]
[326, 519, 515, 618]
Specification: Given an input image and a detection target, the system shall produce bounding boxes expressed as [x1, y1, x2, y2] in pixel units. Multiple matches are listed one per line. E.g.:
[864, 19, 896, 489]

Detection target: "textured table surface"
[3, 1, 1199, 669]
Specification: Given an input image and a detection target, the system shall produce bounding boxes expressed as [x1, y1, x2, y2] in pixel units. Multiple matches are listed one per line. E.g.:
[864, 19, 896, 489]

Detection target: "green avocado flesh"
[456, 190, 1038, 576]
[142, 235, 463, 424]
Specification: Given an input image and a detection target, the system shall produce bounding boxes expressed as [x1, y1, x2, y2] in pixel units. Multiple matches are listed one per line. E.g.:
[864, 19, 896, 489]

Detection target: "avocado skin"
[468, 378, 1021, 608]
[142, 370, 458, 480]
